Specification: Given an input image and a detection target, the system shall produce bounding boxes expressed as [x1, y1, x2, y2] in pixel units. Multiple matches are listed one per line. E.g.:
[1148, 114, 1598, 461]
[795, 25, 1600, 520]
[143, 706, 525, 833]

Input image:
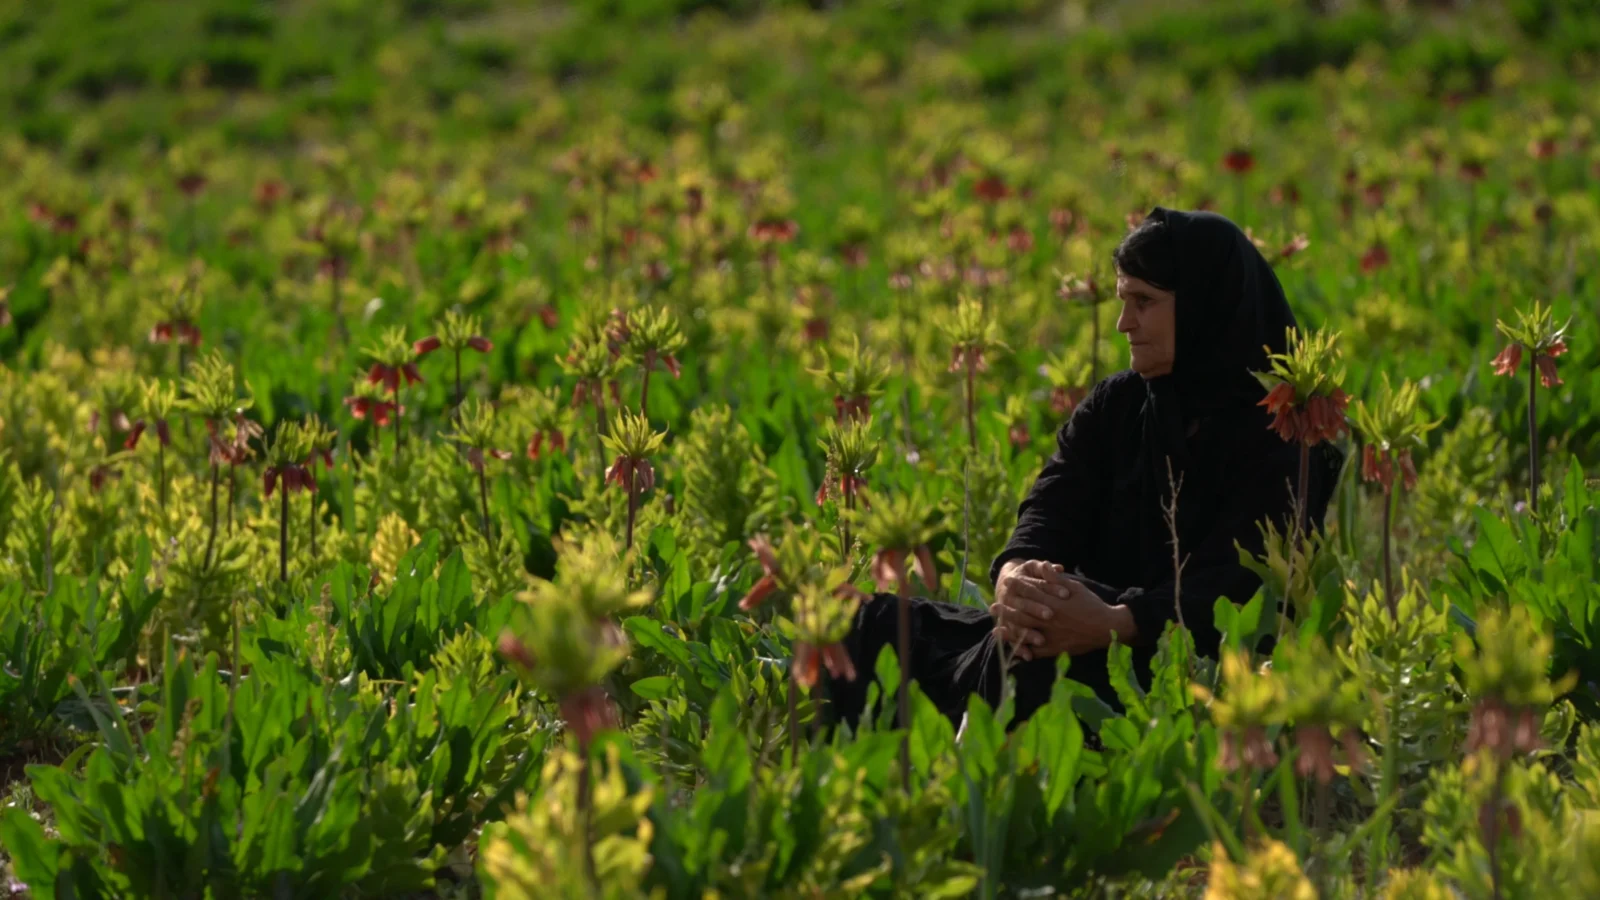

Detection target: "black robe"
[830, 208, 1344, 727]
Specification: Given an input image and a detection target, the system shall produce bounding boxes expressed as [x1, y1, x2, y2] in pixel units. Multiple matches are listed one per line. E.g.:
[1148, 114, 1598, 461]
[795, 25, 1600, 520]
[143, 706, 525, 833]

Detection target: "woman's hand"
[991, 559, 1137, 660]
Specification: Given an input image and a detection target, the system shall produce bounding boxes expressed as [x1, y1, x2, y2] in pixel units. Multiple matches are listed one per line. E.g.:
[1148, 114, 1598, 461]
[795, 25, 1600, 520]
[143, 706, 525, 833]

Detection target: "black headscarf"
[1125, 208, 1311, 571]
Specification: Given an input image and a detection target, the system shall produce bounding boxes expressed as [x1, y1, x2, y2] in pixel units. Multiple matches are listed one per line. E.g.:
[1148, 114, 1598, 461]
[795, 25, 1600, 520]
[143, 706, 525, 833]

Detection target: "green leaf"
[0, 807, 59, 897]
[629, 676, 673, 700]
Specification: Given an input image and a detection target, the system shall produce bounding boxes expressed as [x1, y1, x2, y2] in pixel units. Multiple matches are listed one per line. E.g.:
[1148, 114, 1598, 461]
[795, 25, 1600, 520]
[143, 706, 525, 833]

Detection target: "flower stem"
[594, 393, 608, 486]
[204, 461, 220, 568]
[1382, 485, 1396, 619]
[226, 465, 237, 534]
[896, 574, 912, 792]
[453, 349, 463, 419]
[309, 490, 318, 559]
[279, 484, 290, 583]
[578, 742, 598, 892]
[624, 467, 638, 552]
[1278, 443, 1311, 641]
[393, 385, 404, 458]
[640, 366, 652, 420]
[478, 466, 492, 541]
[1528, 352, 1539, 516]
[964, 361, 977, 451]
[156, 441, 167, 510]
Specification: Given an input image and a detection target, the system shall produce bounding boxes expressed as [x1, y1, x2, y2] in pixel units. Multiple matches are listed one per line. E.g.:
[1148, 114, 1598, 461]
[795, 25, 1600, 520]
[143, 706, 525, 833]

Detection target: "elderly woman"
[832, 208, 1344, 727]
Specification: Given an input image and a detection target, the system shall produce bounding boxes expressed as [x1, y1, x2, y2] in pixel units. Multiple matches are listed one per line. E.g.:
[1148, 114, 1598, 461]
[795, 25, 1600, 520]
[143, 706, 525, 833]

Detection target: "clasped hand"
[990, 559, 1137, 661]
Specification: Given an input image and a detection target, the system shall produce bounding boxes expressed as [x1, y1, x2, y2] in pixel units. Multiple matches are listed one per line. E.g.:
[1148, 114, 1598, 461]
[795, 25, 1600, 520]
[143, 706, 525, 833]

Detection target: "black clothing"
[831, 209, 1344, 728]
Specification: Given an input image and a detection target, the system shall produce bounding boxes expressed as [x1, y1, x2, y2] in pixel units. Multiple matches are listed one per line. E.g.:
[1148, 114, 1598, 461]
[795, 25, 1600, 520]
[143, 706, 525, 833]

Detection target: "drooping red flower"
[366, 362, 424, 393]
[264, 463, 316, 498]
[1534, 354, 1562, 388]
[815, 472, 869, 507]
[1260, 385, 1348, 446]
[559, 684, 619, 748]
[948, 345, 988, 374]
[1050, 385, 1088, 417]
[870, 546, 938, 594]
[833, 394, 871, 423]
[1222, 148, 1255, 175]
[1294, 725, 1337, 785]
[604, 456, 656, 494]
[972, 175, 1009, 203]
[748, 218, 799, 244]
[413, 335, 442, 357]
[1359, 243, 1390, 274]
[526, 429, 566, 460]
[738, 535, 784, 611]
[148, 320, 203, 347]
[1278, 234, 1310, 261]
[1491, 343, 1523, 377]
[1528, 137, 1558, 161]
[465, 447, 514, 474]
[345, 395, 398, 426]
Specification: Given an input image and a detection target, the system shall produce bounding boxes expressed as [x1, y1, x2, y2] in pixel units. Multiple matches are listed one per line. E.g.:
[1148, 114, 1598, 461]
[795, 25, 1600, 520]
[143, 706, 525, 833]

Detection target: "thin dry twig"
[1163, 457, 1190, 630]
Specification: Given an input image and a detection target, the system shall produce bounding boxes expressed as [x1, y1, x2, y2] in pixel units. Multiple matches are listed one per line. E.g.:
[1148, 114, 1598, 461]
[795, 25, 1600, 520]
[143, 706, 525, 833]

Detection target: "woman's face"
[1114, 270, 1177, 378]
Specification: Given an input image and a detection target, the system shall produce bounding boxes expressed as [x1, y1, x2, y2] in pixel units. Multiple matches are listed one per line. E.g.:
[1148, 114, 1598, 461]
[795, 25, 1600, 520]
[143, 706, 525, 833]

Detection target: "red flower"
[748, 218, 799, 244]
[467, 335, 492, 353]
[738, 535, 784, 611]
[948, 345, 988, 374]
[526, 430, 566, 460]
[1398, 448, 1417, 491]
[973, 175, 1009, 202]
[833, 395, 871, 422]
[1359, 243, 1390, 274]
[1005, 226, 1034, 254]
[604, 457, 656, 493]
[821, 643, 857, 683]
[345, 396, 398, 426]
[558, 684, 619, 749]
[1294, 725, 1337, 785]
[264, 464, 316, 498]
[148, 320, 203, 347]
[466, 447, 513, 473]
[1491, 343, 1523, 377]
[1049, 385, 1087, 417]
[870, 546, 938, 594]
[1459, 160, 1486, 182]
[1222, 149, 1255, 174]
[413, 335, 443, 357]
[254, 179, 286, 209]
[1528, 137, 1558, 161]
[1278, 234, 1310, 261]
[1534, 354, 1562, 388]
[366, 362, 424, 393]
[815, 472, 868, 506]
[1008, 423, 1030, 449]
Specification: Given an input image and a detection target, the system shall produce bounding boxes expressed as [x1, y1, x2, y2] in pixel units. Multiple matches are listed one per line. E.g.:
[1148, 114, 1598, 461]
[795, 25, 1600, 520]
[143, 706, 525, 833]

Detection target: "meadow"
[2, 0, 1600, 896]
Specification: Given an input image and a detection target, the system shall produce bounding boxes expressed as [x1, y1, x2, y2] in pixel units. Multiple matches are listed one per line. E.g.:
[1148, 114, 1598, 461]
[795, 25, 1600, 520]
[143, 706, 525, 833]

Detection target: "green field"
[3, 0, 1600, 896]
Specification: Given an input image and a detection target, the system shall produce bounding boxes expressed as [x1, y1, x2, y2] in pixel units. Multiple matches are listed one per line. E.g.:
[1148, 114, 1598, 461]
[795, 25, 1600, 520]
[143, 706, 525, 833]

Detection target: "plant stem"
[393, 385, 404, 458]
[896, 574, 912, 792]
[788, 661, 800, 765]
[227, 466, 237, 534]
[964, 361, 977, 450]
[640, 366, 652, 420]
[309, 490, 318, 559]
[478, 466, 492, 541]
[454, 349, 463, 419]
[624, 467, 637, 551]
[1486, 758, 1507, 900]
[1278, 443, 1311, 641]
[1382, 485, 1395, 619]
[594, 391, 608, 486]
[1528, 353, 1539, 515]
[156, 441, 167, 509]
[204, 461, 220, 567]
[279, 484, 290, 582]
[578, 742, 598, 892]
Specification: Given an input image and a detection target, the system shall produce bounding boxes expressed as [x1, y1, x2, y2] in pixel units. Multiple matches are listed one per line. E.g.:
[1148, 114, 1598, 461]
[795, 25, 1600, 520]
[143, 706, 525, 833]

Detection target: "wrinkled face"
[1115, 271, 1177, 378]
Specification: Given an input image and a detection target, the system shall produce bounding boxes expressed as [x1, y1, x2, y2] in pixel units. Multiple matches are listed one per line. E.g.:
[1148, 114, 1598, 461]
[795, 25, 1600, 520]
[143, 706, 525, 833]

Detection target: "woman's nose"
[1115, 302, 1136, 334]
